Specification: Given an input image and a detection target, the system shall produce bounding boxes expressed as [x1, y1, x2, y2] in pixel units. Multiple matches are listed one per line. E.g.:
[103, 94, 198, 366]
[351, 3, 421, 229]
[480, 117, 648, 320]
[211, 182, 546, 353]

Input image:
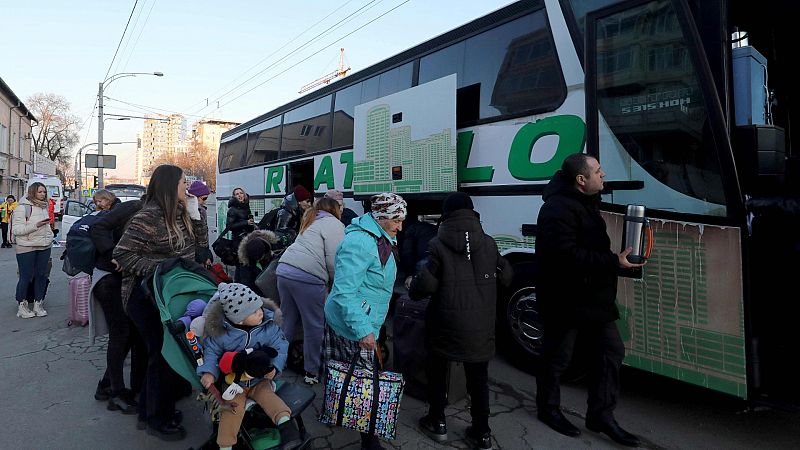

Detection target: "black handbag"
[211, 227, 240, 266]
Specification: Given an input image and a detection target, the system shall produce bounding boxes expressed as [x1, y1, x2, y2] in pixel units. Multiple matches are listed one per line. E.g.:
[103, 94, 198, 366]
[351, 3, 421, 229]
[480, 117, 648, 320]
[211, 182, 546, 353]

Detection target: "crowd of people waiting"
[13, 153, 646, 449]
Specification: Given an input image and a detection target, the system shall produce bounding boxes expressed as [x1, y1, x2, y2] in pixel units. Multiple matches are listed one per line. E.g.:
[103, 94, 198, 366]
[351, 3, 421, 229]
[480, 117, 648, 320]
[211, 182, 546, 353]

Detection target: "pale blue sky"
[1, 0, 513, 178]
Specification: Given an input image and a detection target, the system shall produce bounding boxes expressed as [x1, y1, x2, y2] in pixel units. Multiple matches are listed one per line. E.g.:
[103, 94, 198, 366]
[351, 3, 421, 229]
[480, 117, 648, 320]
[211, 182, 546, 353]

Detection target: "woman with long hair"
[12, 182, 53, 318]
[277, 196, 345, 384]
[226, 187, 254, 244]
[113, 164, 207, 441]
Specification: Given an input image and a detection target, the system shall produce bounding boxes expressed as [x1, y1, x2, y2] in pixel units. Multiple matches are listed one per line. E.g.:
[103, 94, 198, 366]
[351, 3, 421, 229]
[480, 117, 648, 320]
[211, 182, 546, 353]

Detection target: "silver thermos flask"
[621, 204, 652, 264]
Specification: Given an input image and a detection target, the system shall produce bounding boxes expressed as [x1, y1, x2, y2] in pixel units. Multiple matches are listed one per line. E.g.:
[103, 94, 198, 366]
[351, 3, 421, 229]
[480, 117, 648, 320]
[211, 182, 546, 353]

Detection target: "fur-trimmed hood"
[237, 229, 278, 266]
[204, 296, 283, 338]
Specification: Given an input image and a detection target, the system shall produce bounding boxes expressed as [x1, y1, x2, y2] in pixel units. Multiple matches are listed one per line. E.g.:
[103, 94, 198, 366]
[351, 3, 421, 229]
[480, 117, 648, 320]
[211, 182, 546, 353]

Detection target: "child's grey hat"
[213, 282, 263, 324]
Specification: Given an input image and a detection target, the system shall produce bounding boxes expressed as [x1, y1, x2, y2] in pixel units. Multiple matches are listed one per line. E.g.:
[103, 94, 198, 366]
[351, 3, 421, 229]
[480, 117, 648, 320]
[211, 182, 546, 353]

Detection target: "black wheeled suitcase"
[392, 295, 466, 402]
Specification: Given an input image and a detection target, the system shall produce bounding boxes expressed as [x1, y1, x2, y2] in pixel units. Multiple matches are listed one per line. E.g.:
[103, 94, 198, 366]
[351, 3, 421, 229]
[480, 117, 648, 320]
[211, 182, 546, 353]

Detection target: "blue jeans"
[15, 248, 51, 302]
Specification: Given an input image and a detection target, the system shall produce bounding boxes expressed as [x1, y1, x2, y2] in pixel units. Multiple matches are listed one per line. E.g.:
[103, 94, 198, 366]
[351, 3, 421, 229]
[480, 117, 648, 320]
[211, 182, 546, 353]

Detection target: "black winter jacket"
[90, 200, 144, 272]
[226, 197, 254, 242]
[536, 170, 621, 326]
[409, 209, 512, 363]
[399, 219, 438, 277]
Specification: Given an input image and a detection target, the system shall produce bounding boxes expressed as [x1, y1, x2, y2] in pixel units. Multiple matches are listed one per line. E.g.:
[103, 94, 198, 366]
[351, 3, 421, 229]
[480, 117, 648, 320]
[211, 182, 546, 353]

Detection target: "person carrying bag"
[212, 226, 239, 266]
[319, 346, 404, 441]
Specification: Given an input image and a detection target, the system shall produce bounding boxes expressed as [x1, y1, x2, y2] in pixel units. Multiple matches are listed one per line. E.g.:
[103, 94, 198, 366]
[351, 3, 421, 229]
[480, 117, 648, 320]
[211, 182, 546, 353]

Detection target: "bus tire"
[497, 260, 543, 374]
[497, 260, 588, 381]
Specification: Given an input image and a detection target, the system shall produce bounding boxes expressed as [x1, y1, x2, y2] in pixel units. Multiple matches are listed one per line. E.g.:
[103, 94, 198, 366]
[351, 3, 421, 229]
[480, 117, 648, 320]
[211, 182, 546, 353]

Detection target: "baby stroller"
[147, 257, 316, 450]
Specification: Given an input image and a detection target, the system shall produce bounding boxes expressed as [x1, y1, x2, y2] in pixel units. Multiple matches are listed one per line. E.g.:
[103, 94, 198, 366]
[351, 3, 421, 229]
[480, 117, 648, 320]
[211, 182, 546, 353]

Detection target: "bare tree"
[27, 93, 81, 167]
[151, 140, 217, 191]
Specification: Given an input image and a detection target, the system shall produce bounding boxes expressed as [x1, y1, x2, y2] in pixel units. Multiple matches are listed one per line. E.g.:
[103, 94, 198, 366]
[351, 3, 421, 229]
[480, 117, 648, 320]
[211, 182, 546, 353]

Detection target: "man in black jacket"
[535, 154, 644, 447]
[410, 192, 512, 449]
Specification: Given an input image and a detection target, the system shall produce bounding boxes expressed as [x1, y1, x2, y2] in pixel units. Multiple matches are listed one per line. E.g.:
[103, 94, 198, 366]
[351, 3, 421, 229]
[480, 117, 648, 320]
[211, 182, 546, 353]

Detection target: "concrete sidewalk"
[3, 246, 798, 449]
[0, 246, 614, 450]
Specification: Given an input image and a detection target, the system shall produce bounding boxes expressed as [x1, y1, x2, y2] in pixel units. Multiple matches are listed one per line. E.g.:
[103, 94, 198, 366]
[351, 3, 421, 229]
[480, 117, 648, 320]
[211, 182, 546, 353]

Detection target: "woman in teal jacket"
[323, 192, 406, 450]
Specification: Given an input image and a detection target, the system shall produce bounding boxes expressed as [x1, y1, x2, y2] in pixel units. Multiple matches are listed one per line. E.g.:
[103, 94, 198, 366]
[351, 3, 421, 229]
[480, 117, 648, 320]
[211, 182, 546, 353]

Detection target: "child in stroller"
[150, 258, 314, 450]
[198, 282, 301, 450]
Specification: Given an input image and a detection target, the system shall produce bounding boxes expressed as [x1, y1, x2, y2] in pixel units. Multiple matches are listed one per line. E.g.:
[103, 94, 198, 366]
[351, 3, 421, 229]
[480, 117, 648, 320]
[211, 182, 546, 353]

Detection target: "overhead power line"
[216, 0, 410, 111]
[104, 0, 140, 81]
[79, 0, 141, 148]
[183, 0, 357, 113]
[192, 0, 386, 116]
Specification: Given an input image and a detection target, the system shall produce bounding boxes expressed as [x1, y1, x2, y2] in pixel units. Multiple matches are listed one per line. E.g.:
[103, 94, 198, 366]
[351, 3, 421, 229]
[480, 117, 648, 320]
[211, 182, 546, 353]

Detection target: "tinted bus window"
[333, 63, 413, 149]
[281, 95, 332, 158]
[333, 84, 360, 149]
[219, 130, 248, 171]
[420, 10, 565, 121]
[594, 0, 726, 215]
[378, 62, 413, 97]
[247, 116, 282, 165]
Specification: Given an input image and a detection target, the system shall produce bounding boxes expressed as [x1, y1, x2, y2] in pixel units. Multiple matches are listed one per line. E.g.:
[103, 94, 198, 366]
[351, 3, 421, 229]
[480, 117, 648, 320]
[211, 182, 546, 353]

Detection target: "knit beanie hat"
[214, 282, 263, 324]
[245, 238, 270, 266]
[324, 189, 344, 206]
[370, 192, 407, 220]
[293, 185, 311, 203]
[188, 181, 211, 197]
[442, 192, 474, 217]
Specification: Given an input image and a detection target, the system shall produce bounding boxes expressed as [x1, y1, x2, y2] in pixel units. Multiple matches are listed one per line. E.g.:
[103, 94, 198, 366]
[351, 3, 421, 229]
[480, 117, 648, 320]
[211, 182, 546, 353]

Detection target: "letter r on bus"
[265, 166, 285, 194]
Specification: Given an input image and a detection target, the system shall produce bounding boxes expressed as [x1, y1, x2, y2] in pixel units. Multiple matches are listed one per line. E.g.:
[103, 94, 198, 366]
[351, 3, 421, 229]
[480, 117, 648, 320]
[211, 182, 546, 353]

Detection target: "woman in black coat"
[409, 192, 512, 449]
[225, 187, 254, 245]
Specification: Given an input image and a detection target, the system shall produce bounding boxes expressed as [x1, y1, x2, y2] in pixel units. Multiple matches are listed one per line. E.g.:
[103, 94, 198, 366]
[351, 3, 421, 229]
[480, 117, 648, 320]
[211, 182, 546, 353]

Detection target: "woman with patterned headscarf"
[322, 192, 406, 450]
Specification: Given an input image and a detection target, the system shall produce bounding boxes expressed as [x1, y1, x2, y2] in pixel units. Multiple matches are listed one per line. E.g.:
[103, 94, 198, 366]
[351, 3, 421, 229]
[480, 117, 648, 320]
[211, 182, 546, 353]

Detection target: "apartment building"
[136, 113, 187, 184]
[0, 77, 36, 199]
[193, 119, 239, 152]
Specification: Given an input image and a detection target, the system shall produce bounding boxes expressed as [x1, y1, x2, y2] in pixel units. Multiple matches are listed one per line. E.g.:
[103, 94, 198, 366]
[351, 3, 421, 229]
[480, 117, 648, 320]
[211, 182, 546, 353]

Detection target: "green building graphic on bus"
[353, 75, 458, 195]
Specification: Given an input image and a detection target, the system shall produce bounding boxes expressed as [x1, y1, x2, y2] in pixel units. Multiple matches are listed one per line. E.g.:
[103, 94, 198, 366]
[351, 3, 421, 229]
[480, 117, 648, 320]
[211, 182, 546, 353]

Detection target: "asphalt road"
[0, 240, 798, 449]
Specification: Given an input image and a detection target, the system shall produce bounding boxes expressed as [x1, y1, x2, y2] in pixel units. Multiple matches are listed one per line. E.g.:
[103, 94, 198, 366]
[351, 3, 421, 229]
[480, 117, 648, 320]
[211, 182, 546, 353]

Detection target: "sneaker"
[303, 372, 319, 385]
[418, 415, 448, 442]
[32, 301, 47, 317]
[278, 420, 302, 450]
[16, 302, 35, 319]
[95, 380, 112, 401]
[107, 389, 138, 414]
[465, 426, 493, 449]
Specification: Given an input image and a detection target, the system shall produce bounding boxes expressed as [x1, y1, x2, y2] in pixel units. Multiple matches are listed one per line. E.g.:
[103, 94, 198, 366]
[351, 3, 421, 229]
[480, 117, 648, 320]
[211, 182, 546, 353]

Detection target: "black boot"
[278, 420, 302, 450]
[360, 432, 385, 450]
[146, 421, 186, 442]
[586, 419, 640, 447]
[418, 415, 447, 442]
[94, 379, 111, 401]
[538, 408, 581, 437]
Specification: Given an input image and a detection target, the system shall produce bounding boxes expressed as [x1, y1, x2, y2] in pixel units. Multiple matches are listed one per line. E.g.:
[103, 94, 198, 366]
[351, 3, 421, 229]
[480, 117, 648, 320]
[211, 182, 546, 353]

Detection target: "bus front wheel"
[498, 263, 544, 373]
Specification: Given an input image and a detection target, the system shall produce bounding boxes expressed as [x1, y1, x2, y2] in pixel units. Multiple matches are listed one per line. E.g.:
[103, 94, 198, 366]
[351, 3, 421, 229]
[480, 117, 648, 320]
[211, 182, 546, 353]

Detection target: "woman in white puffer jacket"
[11, 182, 54, 318]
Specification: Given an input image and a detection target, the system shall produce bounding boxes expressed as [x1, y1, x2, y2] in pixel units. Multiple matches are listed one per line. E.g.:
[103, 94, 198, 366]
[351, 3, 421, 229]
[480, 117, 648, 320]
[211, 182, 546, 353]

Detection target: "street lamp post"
[98, 71, 163, 189]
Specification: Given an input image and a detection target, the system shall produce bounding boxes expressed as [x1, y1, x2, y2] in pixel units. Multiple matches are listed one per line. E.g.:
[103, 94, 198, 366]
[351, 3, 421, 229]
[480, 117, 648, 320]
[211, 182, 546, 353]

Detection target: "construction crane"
[299, 48, 351, 94]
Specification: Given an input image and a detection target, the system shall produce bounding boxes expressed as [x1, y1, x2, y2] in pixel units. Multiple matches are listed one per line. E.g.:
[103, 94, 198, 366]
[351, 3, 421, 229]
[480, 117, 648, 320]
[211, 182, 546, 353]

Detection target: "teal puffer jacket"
[325, 213, 397, 342]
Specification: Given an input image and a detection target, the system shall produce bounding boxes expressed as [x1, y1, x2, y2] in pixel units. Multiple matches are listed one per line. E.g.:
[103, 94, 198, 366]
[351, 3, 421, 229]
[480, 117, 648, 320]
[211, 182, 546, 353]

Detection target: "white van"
[25, 174, 63, 217]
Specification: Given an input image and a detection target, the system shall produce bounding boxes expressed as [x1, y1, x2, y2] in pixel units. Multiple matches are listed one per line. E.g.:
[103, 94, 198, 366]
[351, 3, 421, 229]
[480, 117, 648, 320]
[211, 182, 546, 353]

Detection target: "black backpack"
[257, 207, 280, 231]
[64, 211, 108, 275]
